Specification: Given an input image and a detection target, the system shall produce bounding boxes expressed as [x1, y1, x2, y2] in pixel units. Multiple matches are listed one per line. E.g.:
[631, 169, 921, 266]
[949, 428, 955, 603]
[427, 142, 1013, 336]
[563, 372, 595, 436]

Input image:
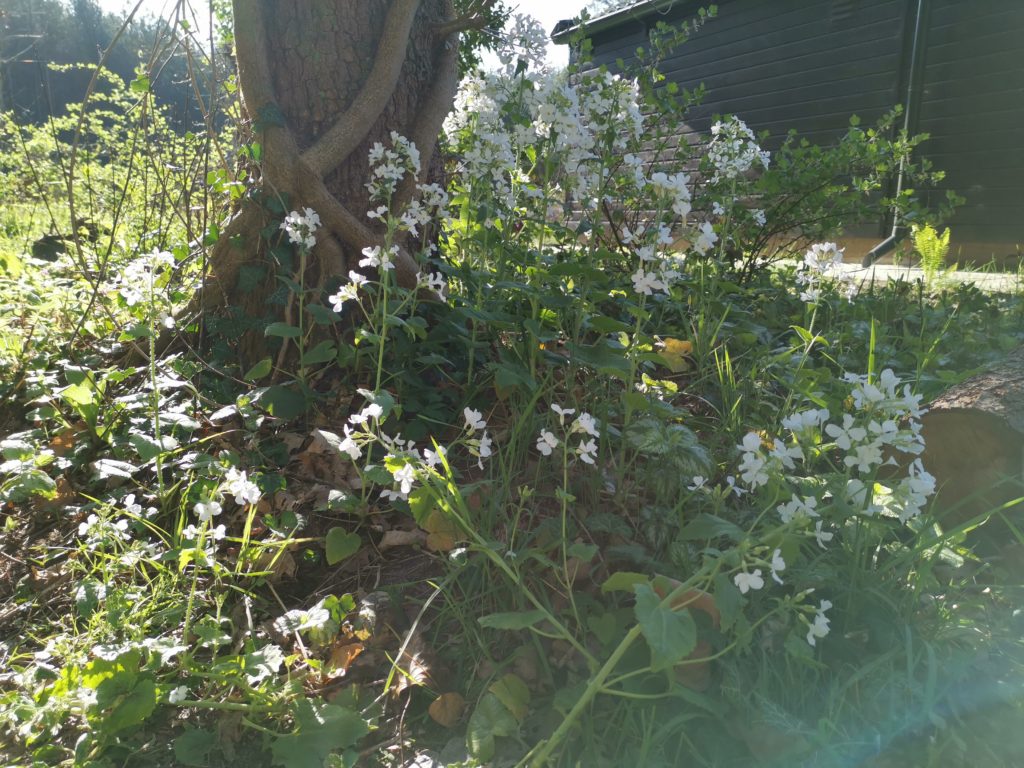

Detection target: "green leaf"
[488, 674, 530, 721]
[634, 583, 697, 671]
[306, 304, 338, 326]
[567, 541, 598, 562]
[265, 322, 302, 338]
[92, 459, 137, 480]
[601, 571, 649, 593]
[129, 432, 176, 462]
[270, 699, 369, 768]
[325, 528, 361, 565]
[624, 418, 713, 477]
[173, 728, 217, 767]
[408, 486, 435, 525]
[466, 693, 518, 761]
[301, 341, 337, 366]
[103, 677, 157, 735]
[244, 357, 273, 382]
[60, 380, 96, 407]
[679, 513, 745, 542]
[712, 573, 744, 633]
[129, 74, 151, 93]
[261, 385, 307, 419]
[478, 610, 547, 631]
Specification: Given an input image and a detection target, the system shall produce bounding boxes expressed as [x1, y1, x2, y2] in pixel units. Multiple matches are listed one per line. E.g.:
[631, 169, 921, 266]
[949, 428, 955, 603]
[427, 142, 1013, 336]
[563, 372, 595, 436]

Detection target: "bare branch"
[432, 0, 498, 38]
[301, 0, 422, 178]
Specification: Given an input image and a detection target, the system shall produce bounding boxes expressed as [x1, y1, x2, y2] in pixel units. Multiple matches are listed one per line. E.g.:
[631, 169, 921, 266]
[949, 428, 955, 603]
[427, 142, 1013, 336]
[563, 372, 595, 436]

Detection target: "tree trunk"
[200, 0, 466, 365]
[919, 346, 1024, 532]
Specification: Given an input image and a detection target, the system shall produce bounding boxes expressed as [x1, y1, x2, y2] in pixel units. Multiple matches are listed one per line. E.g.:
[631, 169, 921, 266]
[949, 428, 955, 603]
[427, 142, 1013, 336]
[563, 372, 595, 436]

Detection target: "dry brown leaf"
[379, 529, 427, 551]
[425, 532, 456, 552]
[253, 547, 297, 581]
[49, 424, 83, 456]
[428, 692, 465, 728]
[327, 642, 364, 677]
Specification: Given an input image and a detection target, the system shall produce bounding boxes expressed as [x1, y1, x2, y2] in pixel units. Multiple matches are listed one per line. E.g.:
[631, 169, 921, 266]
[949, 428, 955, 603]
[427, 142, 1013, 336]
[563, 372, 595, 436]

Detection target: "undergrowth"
[1, 8, 1023, 768]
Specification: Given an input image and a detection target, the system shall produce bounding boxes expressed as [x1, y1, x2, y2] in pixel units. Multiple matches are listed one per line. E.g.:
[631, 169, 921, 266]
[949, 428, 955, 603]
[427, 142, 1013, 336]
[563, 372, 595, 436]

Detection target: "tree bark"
[198, 0, 464, 365]
[919, 346, 1024, 531]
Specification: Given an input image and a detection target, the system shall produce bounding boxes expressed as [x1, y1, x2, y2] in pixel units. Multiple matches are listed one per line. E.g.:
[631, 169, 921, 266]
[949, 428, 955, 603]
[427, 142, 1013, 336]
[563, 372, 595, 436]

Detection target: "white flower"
[551, 403, 575, 425]
[693, 221, 718, 255]
[78, 514, 99, 537]
[631, 268, 666, 296]
[752, 209, 766, 226]
[280, 208, 319, 249]
[359, 246, 382, 269]
[338, 426, 362, 460]
[687, 476, 706, 491]
[572, 412, 600, 438]
[471, 431, 494, 470]
[350, 403, 384, 425]
[734, 569, 764, 594]
[825, 414, 867, 451]
[422, 445, 447, 469]
[223, 467, 261, 506]
[737, 447, 769, 489]
[194, 498, 222, 523]
[770, 439, 803, 469]
[168, 685, 189, 704]
[477, 431, 493, 460]
[575, 438, 598, 465]
[464, 407, 486, 432]
[348, 271, 369, 288]
[782, 408, 829, 435]
[725, 475, 746, 497]
[769, 548, 786, 585]
[814, 520, 833, 548]
[806, 599, 832, 646]
[776, 494, 818, 523]
[536, 430, 559, 456]
[329, 283, 360, 312]
[391, 464, 416, 496]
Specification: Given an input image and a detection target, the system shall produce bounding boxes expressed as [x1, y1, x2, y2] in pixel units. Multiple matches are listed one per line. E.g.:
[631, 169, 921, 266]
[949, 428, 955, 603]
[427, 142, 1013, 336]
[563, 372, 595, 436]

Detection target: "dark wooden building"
[553, 0, 1024, 264]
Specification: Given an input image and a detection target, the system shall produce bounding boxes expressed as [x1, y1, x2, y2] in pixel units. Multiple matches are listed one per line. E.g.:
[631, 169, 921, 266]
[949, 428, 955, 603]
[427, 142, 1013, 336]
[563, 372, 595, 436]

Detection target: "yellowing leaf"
[422, 509, 460, 553]
[428, 692, 465, 728]
[488, 673, 530, 721]
[658, 338, 694, 373]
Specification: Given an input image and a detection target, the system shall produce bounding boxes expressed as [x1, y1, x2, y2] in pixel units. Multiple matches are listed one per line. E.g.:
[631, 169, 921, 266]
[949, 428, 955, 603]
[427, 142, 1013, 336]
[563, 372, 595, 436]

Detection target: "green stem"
[520, 624, 644, 768]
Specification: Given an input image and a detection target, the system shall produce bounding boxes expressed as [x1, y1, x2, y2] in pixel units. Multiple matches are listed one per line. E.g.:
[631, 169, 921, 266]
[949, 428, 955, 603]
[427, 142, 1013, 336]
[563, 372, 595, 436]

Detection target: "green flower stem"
[423, 476, 596, 668]
[520, 624, 644, 768]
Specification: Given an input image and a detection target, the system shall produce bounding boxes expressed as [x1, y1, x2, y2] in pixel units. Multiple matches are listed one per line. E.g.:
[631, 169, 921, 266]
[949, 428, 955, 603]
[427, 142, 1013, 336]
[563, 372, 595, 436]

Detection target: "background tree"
[0, 0, 209, 127]
[199, 0, 505, 362]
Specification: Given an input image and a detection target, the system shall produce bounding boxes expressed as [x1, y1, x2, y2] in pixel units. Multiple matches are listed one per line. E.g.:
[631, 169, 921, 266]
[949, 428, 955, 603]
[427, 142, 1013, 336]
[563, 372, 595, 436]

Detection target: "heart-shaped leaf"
[325, 528, 361, 565]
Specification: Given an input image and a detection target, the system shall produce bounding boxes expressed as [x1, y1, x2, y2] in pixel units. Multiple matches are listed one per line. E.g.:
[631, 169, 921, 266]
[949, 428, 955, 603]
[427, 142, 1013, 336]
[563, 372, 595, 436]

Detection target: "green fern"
[912, 224, 951, 283]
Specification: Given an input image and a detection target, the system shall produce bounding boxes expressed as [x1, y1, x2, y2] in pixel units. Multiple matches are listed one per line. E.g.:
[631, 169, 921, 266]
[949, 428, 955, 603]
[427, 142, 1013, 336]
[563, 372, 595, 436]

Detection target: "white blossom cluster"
[279, 207, 321, 250]
[734, 368, 932, 533]
[721, 367, 935, 644]
[796, 242, 856, 303]
[111, 248, 175, 308]
[366, 131, 421, 201]
[445, 63, 644, 213]
[707, 116, 771, 181]
[192, 466, 262, 523]
[535, 404, 600, 465]
[332, 400, 493, 506]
